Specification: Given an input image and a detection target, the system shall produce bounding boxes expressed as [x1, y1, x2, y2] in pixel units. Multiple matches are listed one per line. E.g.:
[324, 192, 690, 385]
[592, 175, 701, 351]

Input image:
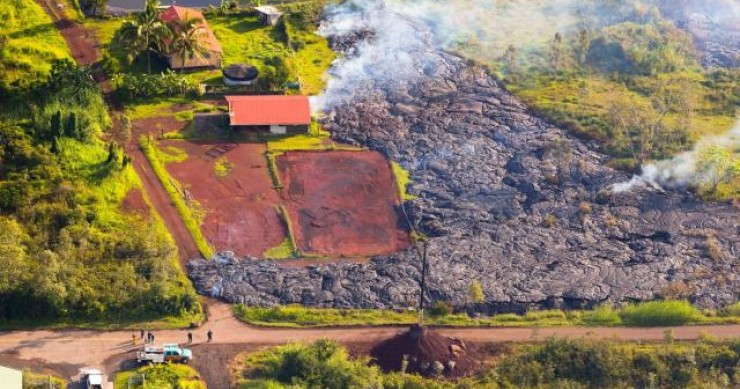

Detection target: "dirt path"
[0, 302, 738, 387]
[35, 0, 203, 265]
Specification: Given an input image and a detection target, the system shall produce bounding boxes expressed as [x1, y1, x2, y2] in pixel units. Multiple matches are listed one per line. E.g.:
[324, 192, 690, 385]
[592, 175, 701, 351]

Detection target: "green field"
[0, 0, 71, 91]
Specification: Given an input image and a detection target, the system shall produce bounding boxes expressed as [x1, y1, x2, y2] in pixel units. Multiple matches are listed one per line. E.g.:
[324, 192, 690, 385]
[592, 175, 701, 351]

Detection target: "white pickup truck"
[136, 344, 193, 365]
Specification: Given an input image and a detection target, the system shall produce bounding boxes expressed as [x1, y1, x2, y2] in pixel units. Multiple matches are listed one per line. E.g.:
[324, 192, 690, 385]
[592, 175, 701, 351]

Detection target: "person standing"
[187, 331, 193, 344]
[140, 329, 145, 339]
[207, 329, 213, 343]
[146, 331, 152, 344]
[132, 333, 137, 346]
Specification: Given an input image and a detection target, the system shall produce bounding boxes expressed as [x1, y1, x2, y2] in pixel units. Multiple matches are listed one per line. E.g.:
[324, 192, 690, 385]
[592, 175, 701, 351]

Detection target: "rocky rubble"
[188, 24, 739, 313]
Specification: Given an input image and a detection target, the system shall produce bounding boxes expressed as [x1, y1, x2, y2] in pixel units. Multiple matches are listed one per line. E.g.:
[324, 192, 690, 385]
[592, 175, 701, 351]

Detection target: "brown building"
[160, 5, 223, 70]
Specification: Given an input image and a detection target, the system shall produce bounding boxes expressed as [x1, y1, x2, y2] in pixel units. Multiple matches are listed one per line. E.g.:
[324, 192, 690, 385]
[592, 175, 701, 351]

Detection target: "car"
[137, 344, 193, 364]
[83, 369, 104, 389]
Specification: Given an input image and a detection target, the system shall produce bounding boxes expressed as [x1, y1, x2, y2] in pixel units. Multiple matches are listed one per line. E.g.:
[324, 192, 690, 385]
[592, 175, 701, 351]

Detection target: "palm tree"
[118, 0, 170, 73]
[168, 17, 208, 73]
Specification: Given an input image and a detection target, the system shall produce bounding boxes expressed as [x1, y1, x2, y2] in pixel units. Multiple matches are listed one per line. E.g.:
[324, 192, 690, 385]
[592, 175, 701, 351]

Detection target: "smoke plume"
[313, 0, 738, 111]
[612, 119, 740, 193]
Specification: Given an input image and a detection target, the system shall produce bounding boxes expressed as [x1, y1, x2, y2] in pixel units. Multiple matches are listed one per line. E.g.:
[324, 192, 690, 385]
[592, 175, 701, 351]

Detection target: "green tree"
[549, 32, 566, 72]
[49, 110, 62, 140]
[167, 17, 208, 73]
[468, 279, 484, 304]
[577, 28, 591, 65]
[503, 45, 518, 82]
[696, 146, 738, 194]
[118, 0, 170, 73]
[85, 0, 108, 16]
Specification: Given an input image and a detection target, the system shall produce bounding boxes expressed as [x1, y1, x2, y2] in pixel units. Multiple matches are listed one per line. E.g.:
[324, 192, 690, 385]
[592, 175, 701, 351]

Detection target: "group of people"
[131, 329, 213, 345]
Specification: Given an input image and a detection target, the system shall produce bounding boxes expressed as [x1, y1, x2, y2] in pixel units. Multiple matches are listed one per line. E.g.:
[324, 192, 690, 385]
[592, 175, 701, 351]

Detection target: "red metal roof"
[226, 95, 311, 126]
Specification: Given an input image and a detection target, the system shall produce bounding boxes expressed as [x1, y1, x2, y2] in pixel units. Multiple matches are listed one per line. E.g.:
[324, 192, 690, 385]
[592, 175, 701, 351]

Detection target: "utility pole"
[418, 240, 428, 325]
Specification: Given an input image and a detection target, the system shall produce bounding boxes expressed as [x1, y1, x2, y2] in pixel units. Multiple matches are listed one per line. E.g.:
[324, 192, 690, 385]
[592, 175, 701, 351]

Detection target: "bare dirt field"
[277, 150, 410, 257]
[163, 141, 286, 257]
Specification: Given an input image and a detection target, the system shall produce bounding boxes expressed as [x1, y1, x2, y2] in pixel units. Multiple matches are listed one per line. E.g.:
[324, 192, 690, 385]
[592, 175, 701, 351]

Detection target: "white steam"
[612, 120, 740, 193]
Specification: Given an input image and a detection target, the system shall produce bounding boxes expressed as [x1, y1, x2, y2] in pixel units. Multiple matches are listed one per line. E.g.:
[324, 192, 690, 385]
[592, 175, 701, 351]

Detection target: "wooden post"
[419, 241, 428, 325]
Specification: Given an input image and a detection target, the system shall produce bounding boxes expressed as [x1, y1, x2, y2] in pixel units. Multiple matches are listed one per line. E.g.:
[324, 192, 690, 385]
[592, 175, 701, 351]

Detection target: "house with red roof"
[225, 95, 311, 134]
[159, 5, 222, 70]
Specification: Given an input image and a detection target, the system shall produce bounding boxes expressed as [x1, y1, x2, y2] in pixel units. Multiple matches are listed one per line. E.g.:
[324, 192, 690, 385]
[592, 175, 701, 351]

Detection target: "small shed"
[225, 95, 311, 134]
[222, 64, 259, 86]
[0, 366, 22, 389]
[254, 5, 283, 26]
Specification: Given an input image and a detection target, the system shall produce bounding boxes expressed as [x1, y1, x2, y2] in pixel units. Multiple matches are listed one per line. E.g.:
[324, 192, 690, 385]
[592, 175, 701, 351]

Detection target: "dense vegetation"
[0, 1, 201, 326]
[234, 337, 740, 389]
[475, 2, 739, 199]
[0, 0, 72, 93]
[234, 300, 740, 328]
[87, 0, 335, 98]
[115, 364, 205, 389]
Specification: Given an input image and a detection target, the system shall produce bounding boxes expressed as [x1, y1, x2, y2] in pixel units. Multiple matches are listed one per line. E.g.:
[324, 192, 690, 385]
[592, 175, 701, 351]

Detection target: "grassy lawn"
[115, 364, 205, 389]
[0, 0, 72, 89]
[234, 301, 740, 328]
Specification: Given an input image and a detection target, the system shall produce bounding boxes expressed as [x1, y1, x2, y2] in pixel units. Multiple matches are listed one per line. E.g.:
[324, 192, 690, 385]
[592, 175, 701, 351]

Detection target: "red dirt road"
[163, 141, 286, 257]
[0, 302, 738, 387]
[278, 151, 410, 257]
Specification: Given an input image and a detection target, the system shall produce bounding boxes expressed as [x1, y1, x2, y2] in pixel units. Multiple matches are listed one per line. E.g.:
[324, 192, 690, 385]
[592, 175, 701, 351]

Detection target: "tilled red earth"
[163, 141, 286, 257]
[277, 151, 410, 257]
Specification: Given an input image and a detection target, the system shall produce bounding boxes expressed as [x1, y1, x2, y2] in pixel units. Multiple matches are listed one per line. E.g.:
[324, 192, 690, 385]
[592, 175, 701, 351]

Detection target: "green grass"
[262, 237, 297, 260]
[0, 0, 72, 89]
[234, 301, 740, 328]
[139, 136, 215, 259]
[213, 157, 233, 179]
[390, 161, 417, 202]
[114, 364, 205, 389]
[620, 300, 702, 327]
[23, 371, 66, 389]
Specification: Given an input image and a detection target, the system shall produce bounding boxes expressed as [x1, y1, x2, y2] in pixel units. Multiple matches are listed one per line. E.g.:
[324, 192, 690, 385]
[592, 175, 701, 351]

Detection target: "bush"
[427, 301, 453, 317]
[112, 71, 198, 100]
[582, 305, 622, 326]
[238, 340, 383, 389]
[620, 300, 700, 326]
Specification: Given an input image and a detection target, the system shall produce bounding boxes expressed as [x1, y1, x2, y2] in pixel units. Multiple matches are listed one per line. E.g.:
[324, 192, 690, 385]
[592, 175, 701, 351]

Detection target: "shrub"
[427, 301, 453, 317]
[582, 305, 621, 326]
[112, 71, 198, 100]
[719, 302, 740, 318]
[620, 300, 700, 326]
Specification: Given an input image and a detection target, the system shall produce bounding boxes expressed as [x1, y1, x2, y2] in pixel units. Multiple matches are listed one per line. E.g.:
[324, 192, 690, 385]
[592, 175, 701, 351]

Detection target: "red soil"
[163, 141, 286, 257]
[121, 188, 150, 217]
[370, 325, 483, 378]
[277, 151, 410, 257]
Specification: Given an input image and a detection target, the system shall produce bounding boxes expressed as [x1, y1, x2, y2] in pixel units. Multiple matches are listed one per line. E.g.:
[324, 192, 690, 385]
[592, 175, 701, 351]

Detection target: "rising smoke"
[313, 0, 739, 191]
[612, 119, 740, 193]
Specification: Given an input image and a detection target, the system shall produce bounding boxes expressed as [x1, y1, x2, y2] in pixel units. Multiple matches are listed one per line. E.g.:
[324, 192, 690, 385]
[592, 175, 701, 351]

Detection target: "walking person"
[132, 333, 137, 346]
[207, 329, 213, 343]
[187, 331, 193, 344]
[150, 332, 155, 344]
[146, 331, 152, 344]
[140, 329, 145, 339]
